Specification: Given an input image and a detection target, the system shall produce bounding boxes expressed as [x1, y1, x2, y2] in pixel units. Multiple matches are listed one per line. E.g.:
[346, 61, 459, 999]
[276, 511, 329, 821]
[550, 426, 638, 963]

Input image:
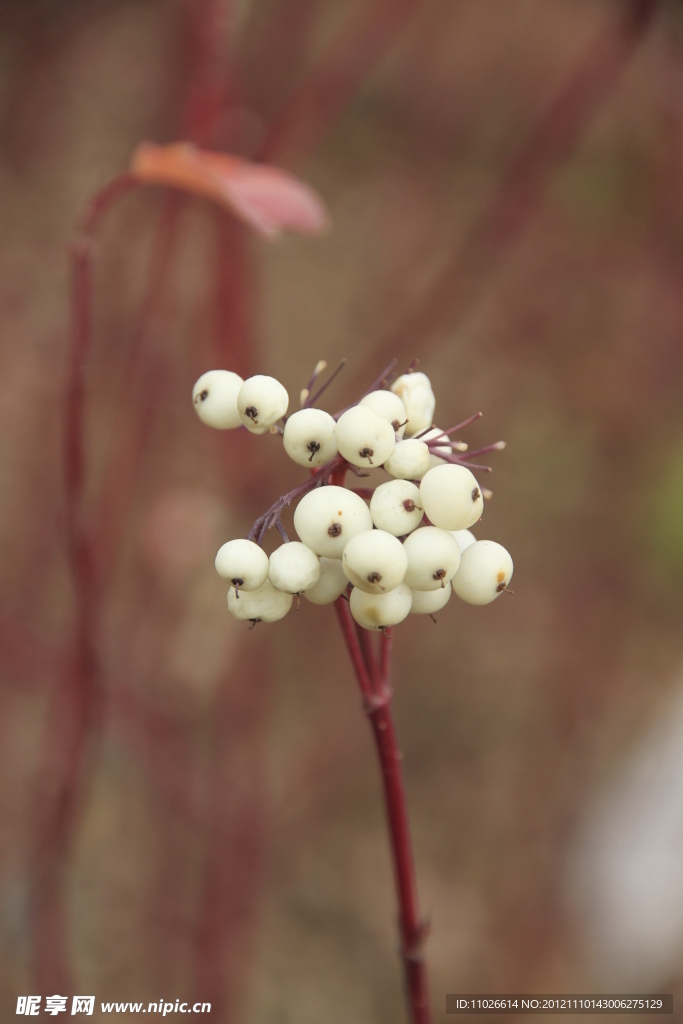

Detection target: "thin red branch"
[380, 626, 393, 683]
[367, 702, 430, 1024]
[78, 172, 139, 238]
[34, 0, 258, 1001]
[180, 0, 237, 147]
[29, 174, 140, 990]
[355, 620, 380, 697]
[335, 599, 431, 1023]
[334, 597, 375, 708]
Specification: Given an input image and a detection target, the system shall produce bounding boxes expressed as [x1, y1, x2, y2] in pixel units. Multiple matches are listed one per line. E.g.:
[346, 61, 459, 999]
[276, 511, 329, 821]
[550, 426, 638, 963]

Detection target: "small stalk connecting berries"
[246, 453, 345, 546]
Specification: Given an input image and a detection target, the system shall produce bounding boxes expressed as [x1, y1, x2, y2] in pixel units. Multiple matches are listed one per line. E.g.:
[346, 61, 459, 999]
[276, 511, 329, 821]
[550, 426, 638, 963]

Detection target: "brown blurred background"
[2, 0, 683, 1021]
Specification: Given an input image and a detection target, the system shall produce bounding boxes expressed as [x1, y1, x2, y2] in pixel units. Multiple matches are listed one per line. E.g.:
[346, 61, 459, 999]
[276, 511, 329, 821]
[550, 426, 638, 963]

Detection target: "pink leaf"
[130, 142, 330, 238]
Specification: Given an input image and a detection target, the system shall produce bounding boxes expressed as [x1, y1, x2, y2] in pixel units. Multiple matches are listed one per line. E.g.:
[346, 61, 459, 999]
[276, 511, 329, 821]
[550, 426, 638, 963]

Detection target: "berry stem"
[359, 356, 398, 398]
[459, 441, 506, 459]
[380, 626, 393, 683]
[433, 412, 483, 437]
[439, 455, 492, 472]
[334, 597, 375, 707]
[247, 453, 346, 542]
[305, 358, 347, 408]
[333, 357, 399, 420]
[354, 620, 379, 692]
[275, 519, 291, 543]
[334, 598, 431, 1024]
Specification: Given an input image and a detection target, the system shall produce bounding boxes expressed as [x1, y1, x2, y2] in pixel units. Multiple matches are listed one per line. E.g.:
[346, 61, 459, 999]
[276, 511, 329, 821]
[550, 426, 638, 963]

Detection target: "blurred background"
[2, 0, 683, 1020]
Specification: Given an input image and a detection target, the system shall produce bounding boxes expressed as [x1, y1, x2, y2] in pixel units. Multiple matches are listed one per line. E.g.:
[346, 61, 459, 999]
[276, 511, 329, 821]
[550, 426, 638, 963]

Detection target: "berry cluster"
[193, 362, 513, 630]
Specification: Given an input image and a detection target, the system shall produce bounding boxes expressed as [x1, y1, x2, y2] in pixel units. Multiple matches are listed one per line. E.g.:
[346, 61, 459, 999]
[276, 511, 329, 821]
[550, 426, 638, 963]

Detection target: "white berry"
[451, 529, 476, 552]
[359, 390, 407, 437]
[237, 374, 289, 432]
[293, 485, 373, 558]
[383, 438, 430, 480]
[342, 529, 408, 594]
[335, 406, 396, 468]
[304, 557, 349, 605]
[215, 538, 269, 592]
[227, 579, 293, 622]
[420, 463, 484, 531]
[451, 540, 513, 605]
[269, 542, 320, 593]
[283, 408, 338, 467]
[402, 526, 461, 591]
[192, 370, 244, 429]
[410, 583, 452, 615]
[370, 480, 423, 537]
[350, 582, 412, 630]
[391, 372, 435, 437]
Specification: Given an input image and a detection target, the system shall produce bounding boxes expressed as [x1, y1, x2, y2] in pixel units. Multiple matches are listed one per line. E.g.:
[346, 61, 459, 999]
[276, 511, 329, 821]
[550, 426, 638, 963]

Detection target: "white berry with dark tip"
[420, 463, 484, 531]
[237, 374, 289, 432]
[370, 480, 423, 536]
[402, 526, 461, 591]
[335, 406, 396, 468]
[359, 390, 407, 437]
[451, 540, 513, 605]
[215, 538, 269, 593]
[294, 485, 373, 558]
[283, 408, 338, 467]
[192, 370, 244, 429]
[342, 529, 408, 594]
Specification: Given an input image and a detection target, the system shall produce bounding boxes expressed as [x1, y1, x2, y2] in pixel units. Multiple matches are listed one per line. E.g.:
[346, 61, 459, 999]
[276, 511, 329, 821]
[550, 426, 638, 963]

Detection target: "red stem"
[30, 176, 139, 992]
[334, 598, 431, 1024]
[355, 620, 380, 694]
[333, 598, 374, 708]
[38, 0, 249, 1001]
[380, 626, 393, 683]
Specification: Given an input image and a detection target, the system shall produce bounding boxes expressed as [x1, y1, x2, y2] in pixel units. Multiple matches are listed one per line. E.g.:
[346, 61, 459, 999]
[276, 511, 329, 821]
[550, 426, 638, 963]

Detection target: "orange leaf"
[130, 142, 329, 239]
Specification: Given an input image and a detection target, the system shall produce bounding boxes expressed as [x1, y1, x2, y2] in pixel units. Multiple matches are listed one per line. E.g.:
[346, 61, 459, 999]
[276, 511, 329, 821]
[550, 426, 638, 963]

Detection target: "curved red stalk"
[30, 171, 141, 992]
